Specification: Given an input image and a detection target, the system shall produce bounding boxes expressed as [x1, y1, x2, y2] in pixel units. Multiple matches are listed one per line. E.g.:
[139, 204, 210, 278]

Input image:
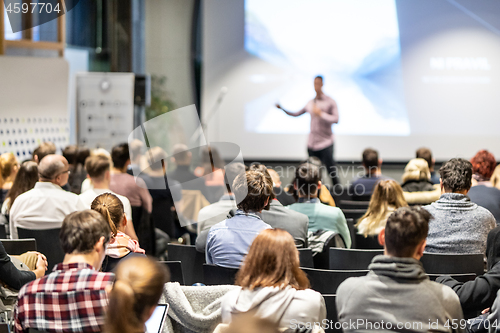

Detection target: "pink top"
[109, 173, 152, 212]
[285, 94, 339, 151]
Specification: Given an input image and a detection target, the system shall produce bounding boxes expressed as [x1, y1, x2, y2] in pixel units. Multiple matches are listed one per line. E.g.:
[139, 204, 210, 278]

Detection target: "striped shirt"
[14, 262, 114, 333]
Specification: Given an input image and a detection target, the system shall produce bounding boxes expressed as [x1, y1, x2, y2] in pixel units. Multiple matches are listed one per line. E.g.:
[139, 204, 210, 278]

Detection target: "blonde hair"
[491, 165, 500, 190]
[105, 257, 169, 333]
[402, 158, 431, 183]
[356, 180, 408, 237]
[0, 153, 18, 188]
[91, 193, 124, 237]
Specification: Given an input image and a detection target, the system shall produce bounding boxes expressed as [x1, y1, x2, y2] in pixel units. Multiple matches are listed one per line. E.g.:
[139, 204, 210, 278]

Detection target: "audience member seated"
[221, 229, 326, 328]
[288, 162, 351, 248]
[109, 143, 153, 244]
[401, 158, 436, 192]
[80, 155, 137, 240]
[416, 147, 440, 184]
[9, 154, 86, 239]
[424, 158, 496, 254]
[401, 158, 440, 205]
[437, 226, 500, 318]
[491, 165, 500, 191]
[91, 193, 145, 272]
[72, 147, 90, 194]
[0, 153, 18, 206]
[468, 150, 500, 224]
[337, 207, 463, 333]
[305, 156, 336, 206]
[0, 240, 47, 291]
[194, 145, 226, 186]
[127, 138, 145, 177]
[356, 179, 408, 237]
[140, 146, 182, 239]
[80, 148, 112, 193]
[267, 168, 295, 206]
[350, 148, 392, 200]
[197, 164, 309, 251]
[0, 162, 38, 234]
[32, 141, 56, 164]
[167, 143, 209, 199]
[206, 169, 272, 268]
[104, 256, 169, 333]
[197, 162, 246, 236]
[14, 210, 114, 333]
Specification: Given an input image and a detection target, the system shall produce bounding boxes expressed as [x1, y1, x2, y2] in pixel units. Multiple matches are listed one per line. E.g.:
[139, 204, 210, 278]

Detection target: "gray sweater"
[336, 255, 464, 333]
[424, 193, 496, 254]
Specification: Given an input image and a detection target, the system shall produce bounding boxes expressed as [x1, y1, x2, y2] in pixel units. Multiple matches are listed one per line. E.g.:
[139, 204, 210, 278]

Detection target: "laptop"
[145, 303, 169, 333]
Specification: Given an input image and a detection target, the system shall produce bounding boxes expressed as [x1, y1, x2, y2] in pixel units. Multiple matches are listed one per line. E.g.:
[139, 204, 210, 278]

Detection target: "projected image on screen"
[244, 0, 410, 136]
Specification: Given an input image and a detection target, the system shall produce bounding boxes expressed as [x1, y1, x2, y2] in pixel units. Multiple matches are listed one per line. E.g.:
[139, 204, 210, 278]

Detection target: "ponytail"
[92, 204, 118, 237]
[105, 257, 169, 333]
[90, 193, 124, 238]
[105, 280, 141, 333]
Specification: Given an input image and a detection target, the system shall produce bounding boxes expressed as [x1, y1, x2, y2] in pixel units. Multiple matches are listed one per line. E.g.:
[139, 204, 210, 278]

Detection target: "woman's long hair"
[235, 229, 310, 290]
[105, 256, 169, 333]
[5, 161, 38, 210]
[356, 180, 408, 236]
[91, 193, 124, 238]
[0, 153, 18, 189]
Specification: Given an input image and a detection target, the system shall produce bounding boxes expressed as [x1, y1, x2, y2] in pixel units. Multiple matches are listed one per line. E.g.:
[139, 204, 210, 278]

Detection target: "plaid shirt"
[14, 262, 114, 333]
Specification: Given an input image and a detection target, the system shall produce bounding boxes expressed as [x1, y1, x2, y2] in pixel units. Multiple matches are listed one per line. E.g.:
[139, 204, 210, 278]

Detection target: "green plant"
[146, 75, 176, 120]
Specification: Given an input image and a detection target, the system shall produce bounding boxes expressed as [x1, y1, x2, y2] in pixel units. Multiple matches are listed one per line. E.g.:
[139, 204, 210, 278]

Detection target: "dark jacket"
[401, 179, 435, 192]
[437, 226, 500, 318]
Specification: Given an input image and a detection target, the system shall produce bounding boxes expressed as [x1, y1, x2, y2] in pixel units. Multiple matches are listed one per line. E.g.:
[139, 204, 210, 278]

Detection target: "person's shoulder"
[296, 288, 323, 300]
[424, 280, 461, 306]
[336, 276, 367, 299]
[281, 206, 309, 221]
[82, 269, 115, 285]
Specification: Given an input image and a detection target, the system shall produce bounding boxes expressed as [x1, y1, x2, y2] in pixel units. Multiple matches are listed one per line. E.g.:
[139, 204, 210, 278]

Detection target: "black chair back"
[427, 273, 476, 283]
[339, 200, 370, 210]
[329, 248, 383, 270]
[298, 248, 314, 268]
[1, 238, 36, 255]
[421, 253, 485, 276]
[131, 206, 155, 255]
[354, 234, 383, 250]
[102, 252, 146, 273]
[302, 268, 368, 294]
[341, 209, 366, 221]
[17, 228, 64, 270]
[322, 294, 341, 333]
[203, 264, 238, 285]
[160, 261, 185, 285]
[167, 244, 205, 285]
[314, 233, 346, 269]
[0, 226, 6, 239]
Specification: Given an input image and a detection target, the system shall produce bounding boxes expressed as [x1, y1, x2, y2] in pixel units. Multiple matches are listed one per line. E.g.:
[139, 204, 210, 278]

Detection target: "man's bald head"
[38, 154, 68, 185]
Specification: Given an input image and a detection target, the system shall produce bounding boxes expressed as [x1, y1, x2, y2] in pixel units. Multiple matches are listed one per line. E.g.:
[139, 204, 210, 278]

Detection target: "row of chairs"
[202, 264, 476, 293]
[167, 244, 485, 286]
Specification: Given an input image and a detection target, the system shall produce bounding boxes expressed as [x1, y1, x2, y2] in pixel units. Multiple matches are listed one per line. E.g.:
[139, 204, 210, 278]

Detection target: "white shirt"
[79, 188, 133, 223]
[9, 182, 87, 239]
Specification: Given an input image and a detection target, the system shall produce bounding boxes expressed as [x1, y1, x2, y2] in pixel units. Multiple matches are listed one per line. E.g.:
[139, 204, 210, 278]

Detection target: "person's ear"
[415, 239, 426, 259]
[378, 228, 386, 247]
[94, 236, 106, 253]
[122, 215, 127, 228]
[378, 158, 383, 167]
[293, 182, 298, 190]
[440, 179, 444, 193]
[105, 170, 111, 180]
